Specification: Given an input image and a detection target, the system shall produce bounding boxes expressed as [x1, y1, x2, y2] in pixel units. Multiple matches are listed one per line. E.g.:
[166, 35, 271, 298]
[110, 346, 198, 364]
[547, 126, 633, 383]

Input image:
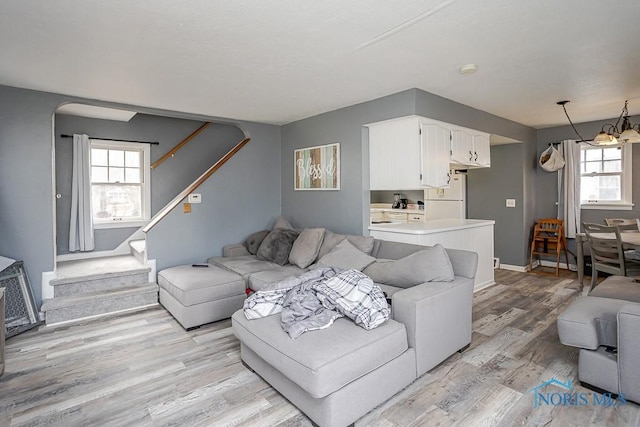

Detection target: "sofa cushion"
[289, 228, 325, 269]
[256, 228, 300, 265]
[557, 296, 630, 349]
[158, 265, 245, 307]
[232, 311, 408, 398]
[363, 244, 455, 288]
[589, 275, 640, 302]
[248, 266, 308, 291]
[315, 239, 376, 271]
[244, 230, 270, 255]
[317, 230, 375, 259]
[209, 255, 283, 277]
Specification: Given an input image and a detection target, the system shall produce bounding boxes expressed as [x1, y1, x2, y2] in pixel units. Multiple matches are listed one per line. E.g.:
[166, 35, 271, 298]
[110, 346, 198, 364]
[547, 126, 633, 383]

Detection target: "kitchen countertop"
[368, 218, 495, 235]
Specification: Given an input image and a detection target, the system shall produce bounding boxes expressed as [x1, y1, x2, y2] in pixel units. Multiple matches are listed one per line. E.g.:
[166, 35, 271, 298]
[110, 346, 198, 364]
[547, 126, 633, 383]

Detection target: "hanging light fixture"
[557, 100, 640, 146]
[593, 100, 640, 144]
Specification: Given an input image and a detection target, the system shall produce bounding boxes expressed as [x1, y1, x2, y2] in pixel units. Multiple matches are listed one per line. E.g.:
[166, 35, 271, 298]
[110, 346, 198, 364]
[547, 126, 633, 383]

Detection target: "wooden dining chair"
[582, 222, 640, 289]
[529, 218, 570, 276]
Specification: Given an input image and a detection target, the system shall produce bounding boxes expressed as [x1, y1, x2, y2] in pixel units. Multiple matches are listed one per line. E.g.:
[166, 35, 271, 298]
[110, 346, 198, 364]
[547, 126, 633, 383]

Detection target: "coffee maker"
[392, 193, 407, 209]
[392, 193, 401, 209]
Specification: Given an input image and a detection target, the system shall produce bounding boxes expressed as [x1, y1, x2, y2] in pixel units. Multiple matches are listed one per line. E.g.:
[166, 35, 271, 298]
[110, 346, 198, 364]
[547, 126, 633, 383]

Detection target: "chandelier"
[593, 100, 640, 145]
[558, 100, 640, 146]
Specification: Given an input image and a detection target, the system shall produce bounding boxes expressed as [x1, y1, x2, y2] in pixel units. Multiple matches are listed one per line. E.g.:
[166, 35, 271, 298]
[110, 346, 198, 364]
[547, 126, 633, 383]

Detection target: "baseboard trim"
[499, 264, 530, 273]
[499, 260, 577, 273]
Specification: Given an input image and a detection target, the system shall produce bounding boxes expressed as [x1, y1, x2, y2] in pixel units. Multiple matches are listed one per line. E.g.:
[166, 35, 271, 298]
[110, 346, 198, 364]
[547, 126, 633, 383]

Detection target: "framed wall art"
[294, 143, 340, 190]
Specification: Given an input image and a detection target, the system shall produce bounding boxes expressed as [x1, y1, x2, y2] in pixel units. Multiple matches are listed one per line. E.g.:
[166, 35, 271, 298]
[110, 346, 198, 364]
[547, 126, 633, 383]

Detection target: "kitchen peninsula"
[369, 219, 495, 291]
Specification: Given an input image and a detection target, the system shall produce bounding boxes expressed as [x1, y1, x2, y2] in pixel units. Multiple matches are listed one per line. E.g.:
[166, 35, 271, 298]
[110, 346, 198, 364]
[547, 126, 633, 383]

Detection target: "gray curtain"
[558, 140, 581, 238]
[69, 134, 94, 252]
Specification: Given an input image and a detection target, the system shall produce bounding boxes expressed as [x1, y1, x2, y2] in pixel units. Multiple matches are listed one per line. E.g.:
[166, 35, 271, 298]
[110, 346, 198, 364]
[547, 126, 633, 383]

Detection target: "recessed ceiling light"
[459, 64, 478, 75]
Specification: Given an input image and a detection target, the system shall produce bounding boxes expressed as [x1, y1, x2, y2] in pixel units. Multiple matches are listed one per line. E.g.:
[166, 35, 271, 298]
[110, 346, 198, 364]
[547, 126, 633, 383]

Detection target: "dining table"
[576, 230, 640, 287]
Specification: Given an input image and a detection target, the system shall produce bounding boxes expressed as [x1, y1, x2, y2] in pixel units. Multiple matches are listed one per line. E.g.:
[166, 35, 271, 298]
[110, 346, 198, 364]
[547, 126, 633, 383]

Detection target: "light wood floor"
[2, 269, 639, 426]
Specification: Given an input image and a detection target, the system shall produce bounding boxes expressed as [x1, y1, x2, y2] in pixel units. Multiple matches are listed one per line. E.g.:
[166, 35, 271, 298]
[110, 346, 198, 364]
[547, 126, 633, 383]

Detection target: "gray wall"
[535, 114, 640, 260]
[467, 145, 524, 265]
[0, 86, 63, 306]
[55, 113, 244, 254]
[282, 88, 537, 267]
[281, 89, 416, 234]
[146, 121, 282, 270]
[0, 84, 281, 307]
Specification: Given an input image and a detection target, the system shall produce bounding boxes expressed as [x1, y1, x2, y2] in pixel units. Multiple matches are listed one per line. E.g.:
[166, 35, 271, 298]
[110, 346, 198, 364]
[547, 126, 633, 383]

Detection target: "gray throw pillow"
[316, 239, 376, 271]
[289, 228, 326, 269]
[363, 244, 455, 288]
[317, 230, 375, 259]
[273, 216, 295, 230]
[244, 230, 270, 255]
[256, 228, 300, 265]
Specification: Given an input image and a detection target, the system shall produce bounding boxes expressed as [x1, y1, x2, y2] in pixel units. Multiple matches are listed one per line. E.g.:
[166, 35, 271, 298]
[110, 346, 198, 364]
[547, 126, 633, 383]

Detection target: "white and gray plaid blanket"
[243, 267, 390, 339]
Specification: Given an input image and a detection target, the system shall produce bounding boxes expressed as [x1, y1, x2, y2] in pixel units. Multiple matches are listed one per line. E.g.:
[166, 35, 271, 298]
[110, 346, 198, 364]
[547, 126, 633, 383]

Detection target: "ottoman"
[158, 264, 246, 329]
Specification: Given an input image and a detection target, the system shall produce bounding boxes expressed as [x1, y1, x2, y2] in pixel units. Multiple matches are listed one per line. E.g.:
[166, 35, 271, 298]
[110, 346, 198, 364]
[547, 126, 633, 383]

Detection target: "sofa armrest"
[223, 244, 250, 257]
[392, 277, 474, 377]
[617, 302, 640, 403]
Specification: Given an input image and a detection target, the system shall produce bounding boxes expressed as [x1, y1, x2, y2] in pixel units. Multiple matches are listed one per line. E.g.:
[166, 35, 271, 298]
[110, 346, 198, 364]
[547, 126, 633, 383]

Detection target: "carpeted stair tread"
[42, 283, 159, 311]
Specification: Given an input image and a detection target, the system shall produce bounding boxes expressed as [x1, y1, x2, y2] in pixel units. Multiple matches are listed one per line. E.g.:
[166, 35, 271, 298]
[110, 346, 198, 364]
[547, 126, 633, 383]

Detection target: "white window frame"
[90, 140, 151, 229]
[580, 142, 633, 211]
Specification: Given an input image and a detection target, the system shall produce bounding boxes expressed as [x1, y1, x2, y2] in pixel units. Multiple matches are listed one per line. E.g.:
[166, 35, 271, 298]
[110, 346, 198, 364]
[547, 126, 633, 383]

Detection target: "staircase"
[41, 252, 158, 325]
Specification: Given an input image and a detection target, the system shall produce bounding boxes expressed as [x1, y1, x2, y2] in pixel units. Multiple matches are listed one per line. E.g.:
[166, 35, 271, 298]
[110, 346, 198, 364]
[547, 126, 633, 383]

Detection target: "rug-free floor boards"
[1, 269, 639, 426]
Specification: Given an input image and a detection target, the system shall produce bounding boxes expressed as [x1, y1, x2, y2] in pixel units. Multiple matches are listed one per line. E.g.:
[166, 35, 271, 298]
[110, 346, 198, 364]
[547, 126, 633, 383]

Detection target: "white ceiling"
[1, 0, 639, 128]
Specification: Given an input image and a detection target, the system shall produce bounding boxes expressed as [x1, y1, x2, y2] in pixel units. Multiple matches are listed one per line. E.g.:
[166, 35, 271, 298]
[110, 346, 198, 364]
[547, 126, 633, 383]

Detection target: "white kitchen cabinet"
[385, 211, 408, 222]
[450, 128, 474, 165]
[472, 133, 491, 167]
[368, 116, 489, 190]
[408, 212, 425, 223]
[368, 117, 421, 190]
[419, 121, 451, 188]
[451, 128, 491, 168]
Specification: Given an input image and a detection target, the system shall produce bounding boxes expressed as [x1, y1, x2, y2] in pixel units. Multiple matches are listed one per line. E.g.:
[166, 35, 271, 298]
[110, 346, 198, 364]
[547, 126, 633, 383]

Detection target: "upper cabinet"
[368, 116, 453, 189]
[368, 115, 491, 190]
[368, 117, 422, 190]
[450, 127, 491, 168]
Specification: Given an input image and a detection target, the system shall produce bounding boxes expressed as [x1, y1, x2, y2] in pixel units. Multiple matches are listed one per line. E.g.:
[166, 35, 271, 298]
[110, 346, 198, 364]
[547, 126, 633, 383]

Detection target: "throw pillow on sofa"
[289, 228, 326, 269]
[317, 230, 375, 259]
[315, 239, 376, 271]
[363, 244, 454, 287]
[256, 228, 300, 265]
[273, 215, 295, 230]
[244, 230, 271, 255]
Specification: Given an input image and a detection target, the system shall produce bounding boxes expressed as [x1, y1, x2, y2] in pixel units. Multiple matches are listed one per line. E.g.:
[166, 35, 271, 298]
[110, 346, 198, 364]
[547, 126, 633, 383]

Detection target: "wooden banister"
[150, 122, 211, 169]
[143, 137, 251, 233]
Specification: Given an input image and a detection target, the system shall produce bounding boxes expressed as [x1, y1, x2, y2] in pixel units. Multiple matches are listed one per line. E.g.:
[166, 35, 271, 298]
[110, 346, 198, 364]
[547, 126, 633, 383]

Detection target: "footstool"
[158, 264, 246, 329]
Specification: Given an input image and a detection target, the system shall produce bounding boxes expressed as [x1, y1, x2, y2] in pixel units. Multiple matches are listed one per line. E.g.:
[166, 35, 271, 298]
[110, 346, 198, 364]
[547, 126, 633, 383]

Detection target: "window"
[90, 140, 150, 228]
[580, 143, 632, 210]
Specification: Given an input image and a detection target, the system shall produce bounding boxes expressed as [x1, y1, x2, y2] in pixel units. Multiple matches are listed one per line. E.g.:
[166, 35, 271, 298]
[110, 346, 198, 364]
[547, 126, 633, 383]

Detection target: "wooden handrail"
[143, 137, 251, 233]
[150, 122, 210, 169]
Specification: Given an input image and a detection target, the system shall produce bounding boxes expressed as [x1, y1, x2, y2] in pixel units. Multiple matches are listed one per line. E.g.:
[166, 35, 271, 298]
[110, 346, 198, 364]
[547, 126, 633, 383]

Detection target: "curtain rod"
[60, 134, 159, 145]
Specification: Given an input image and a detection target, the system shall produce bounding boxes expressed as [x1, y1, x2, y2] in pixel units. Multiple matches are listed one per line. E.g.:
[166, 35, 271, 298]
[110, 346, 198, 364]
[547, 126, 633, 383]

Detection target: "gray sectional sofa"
[557, 275, 640, 404]
[158, 226, 478, 426]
